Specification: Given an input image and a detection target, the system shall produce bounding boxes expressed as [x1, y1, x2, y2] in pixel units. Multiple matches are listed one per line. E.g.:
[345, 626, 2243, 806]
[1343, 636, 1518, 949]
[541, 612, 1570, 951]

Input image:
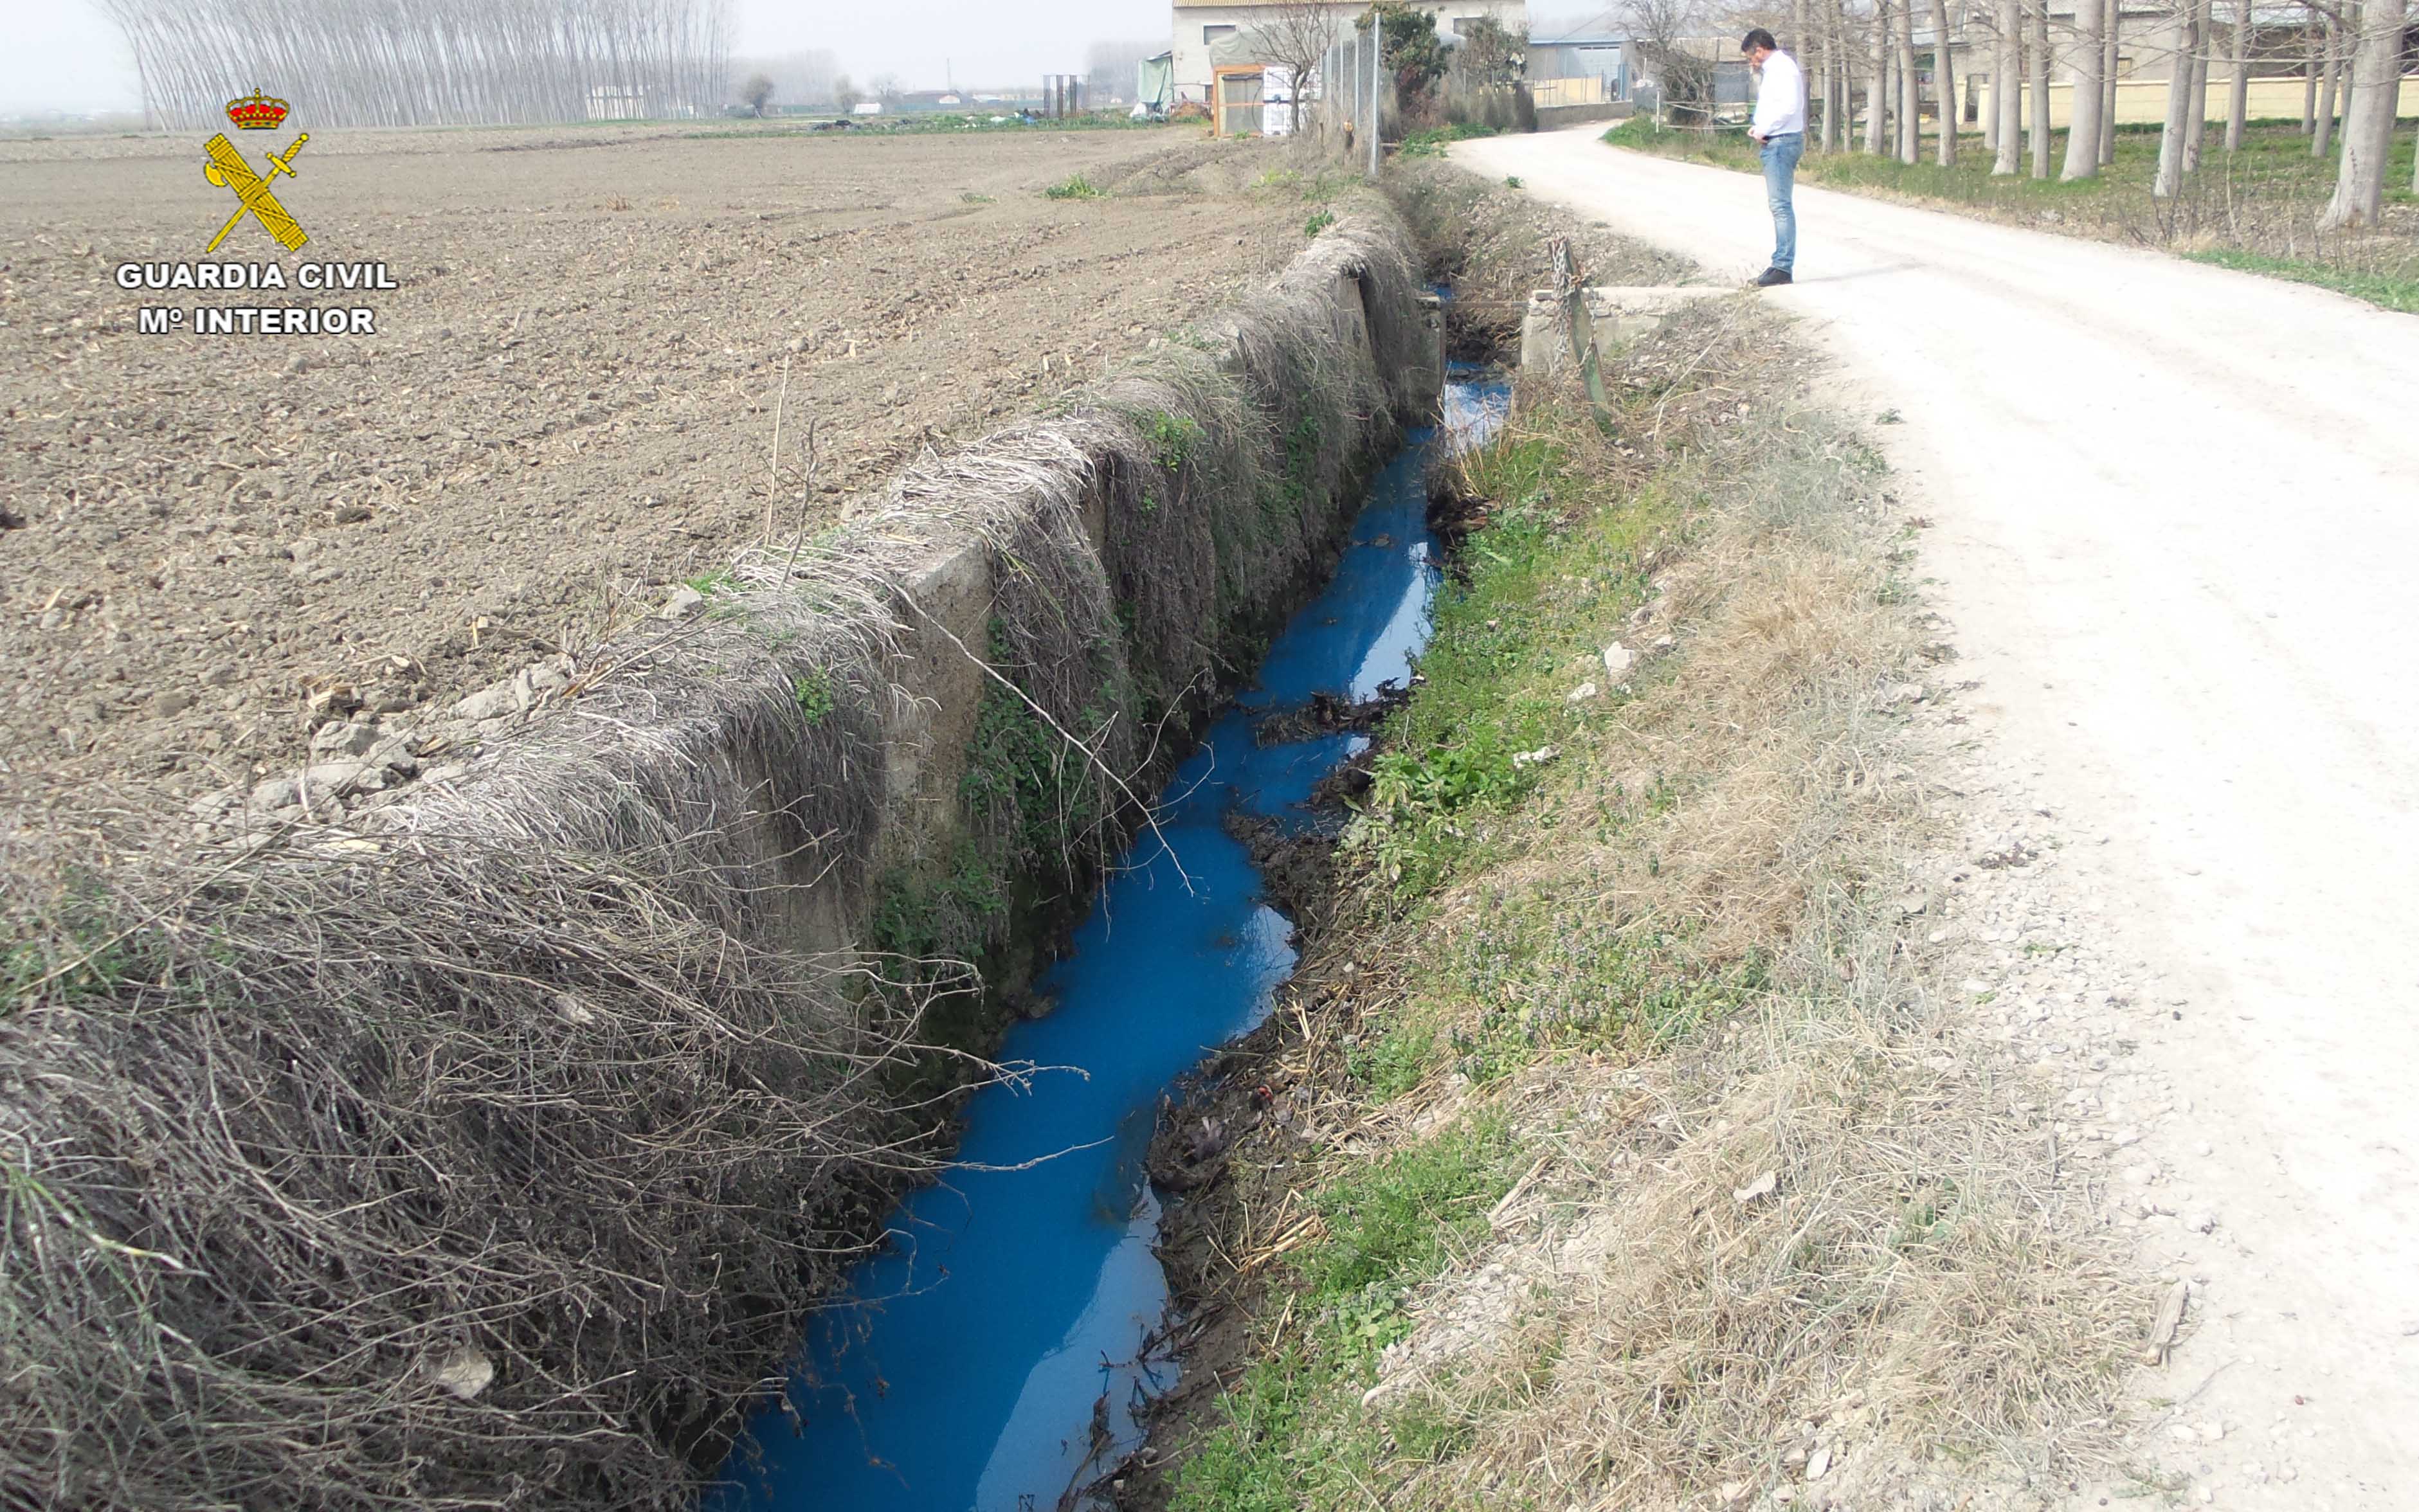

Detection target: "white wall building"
[1169, 1, 1530, 109]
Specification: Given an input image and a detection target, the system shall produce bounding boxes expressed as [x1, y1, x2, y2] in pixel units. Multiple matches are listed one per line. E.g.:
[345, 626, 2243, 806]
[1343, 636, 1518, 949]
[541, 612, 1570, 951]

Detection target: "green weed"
[1304, 207, 1337, 237]
[790, 667, 835, 725]
[1343, 425, 1675, 893]
[868, 840, 1006, 963]
[1144, 410, 1202, 473]
[1398, 122, 1501, 159]
[1043, 173, 1103, 201]
[1171, 1120, 1523, 1511]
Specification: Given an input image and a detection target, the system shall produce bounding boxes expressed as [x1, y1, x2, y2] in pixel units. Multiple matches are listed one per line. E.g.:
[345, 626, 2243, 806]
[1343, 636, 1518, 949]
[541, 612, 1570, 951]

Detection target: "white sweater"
[1751, 50, 1807, 138]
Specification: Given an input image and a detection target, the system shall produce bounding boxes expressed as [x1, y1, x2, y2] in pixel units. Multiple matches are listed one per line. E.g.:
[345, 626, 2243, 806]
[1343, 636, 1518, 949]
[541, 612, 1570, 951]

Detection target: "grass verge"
[2179, 244, 2419, 312]
[1604, 116, 2419, 314]
[1152, 298, 2146, 1510]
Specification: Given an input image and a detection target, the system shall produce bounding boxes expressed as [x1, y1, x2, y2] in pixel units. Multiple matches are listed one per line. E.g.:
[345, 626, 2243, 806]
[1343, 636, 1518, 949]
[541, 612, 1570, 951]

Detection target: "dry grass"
[1161, 298, 2150, 1511]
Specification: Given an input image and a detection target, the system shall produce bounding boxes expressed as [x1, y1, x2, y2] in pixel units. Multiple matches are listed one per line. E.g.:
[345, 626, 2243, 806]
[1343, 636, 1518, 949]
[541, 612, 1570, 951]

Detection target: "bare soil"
[0, 123, 1312, 821]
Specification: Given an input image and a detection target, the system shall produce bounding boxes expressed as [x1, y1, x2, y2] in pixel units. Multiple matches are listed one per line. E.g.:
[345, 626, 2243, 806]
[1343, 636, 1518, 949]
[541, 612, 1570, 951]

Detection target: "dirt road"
[1460, 128, 2419, 1505]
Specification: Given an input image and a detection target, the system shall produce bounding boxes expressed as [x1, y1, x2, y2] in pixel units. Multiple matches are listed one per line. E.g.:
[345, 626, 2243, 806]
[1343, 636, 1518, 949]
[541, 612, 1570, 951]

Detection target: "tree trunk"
[2101, 0, 2123, 162]
[1897, 0, 1923, 161]
[1817, 0, 1837, 146]
[1932, 0, 1959, 163]
[1834, 0, 1854, 148]
[1797, 0, 1816, 142]
[2030, 0, 2053, 175]
[2154, 0, 2196, 192]
[2065, 0, 2106, 176]
[1984, 38, 1999, 152]
[2183, 0, 2213, 170]
[1995, 0, 2025, 168]
[2301, 13, 2319, 132]
[2225, 0, 2252, 148]
[2321, 0, 2409, 226]
[2331, 4, 2355, 141]
[1867, 0, 1891, 152]
[2312, 8, 2341, 156]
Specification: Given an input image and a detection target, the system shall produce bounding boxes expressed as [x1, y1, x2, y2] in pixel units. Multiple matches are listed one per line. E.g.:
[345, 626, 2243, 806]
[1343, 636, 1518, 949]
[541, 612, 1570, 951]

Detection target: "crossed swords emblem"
[202, 131, 311, 253]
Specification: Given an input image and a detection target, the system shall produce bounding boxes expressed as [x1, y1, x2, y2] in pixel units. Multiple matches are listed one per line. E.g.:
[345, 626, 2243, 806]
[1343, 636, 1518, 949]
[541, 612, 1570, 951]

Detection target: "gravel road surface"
[1460, 126, 2419, 1509]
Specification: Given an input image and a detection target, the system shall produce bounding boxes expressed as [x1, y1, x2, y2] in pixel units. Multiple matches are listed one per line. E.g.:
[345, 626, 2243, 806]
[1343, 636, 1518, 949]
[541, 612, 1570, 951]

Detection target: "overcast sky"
[0, 0, 1184, 114]
[4, 1, 1617, 114]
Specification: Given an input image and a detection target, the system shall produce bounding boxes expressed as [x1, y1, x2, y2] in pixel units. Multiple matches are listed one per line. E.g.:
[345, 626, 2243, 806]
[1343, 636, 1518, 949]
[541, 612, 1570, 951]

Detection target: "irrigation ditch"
[0, 140, 2156, 1512]
[1, 196, 1446, 1510]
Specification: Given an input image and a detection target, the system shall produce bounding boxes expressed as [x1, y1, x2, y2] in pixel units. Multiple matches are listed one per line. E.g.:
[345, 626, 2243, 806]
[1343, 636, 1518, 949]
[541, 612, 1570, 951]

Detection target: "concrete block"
[1519, 285, 1731, 376]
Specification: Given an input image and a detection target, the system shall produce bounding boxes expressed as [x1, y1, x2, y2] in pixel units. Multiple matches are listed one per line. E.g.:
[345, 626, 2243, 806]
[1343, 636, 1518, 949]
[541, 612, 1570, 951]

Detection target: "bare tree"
[1627, 0, 1714, 122]
[100, 0, 735, 128]
[2302, 6, 2322, 132]
[1930, 0, 1959, 164]
[1868, 0, 1893, 151]
[2063, 0, 2106, 177]
[1251, 0, 1346, 98]
[1895, 0, 1921, 161]
[2155, 0, 2199, 193]
[2321, 0, 2410, 226]
[2224, 0, 2252, 148]
[2101, 5, 2121, 163]
[734, 49, 838, 108]
[1826, 0, 1850, 148]
[2183, 0, 2214, 169]
[1993, 0, 2024, 170]
[741, 73, 774, 115]
[2310, 3, 2347, 156]
[2029, 0, 2052, 176]
[869, 72, 902, 105]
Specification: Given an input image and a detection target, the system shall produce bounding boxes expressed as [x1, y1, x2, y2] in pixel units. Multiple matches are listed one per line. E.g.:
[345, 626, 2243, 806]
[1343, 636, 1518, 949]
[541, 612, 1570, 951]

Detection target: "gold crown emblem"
[226, 89, 289, 130]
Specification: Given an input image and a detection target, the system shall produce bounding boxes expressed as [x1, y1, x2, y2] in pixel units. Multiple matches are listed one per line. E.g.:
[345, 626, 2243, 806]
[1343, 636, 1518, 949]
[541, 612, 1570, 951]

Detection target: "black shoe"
[1752, 267, 1793, 287]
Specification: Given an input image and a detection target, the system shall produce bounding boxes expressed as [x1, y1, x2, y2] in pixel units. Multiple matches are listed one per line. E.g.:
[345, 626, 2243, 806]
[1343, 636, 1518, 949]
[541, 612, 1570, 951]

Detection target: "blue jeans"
[1761, 131, 1804, 272]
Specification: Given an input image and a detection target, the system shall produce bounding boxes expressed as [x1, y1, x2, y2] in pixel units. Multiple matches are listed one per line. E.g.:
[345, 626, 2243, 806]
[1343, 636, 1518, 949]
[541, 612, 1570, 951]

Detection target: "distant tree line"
[1087, 39, 1158, 105]
[99, 0, 735, 130]
[730, 49, 840, 111]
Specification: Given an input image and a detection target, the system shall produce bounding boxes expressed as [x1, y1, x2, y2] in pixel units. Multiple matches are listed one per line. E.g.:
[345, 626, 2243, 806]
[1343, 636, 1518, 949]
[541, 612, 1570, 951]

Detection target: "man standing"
[1741, 27, 1806, 287]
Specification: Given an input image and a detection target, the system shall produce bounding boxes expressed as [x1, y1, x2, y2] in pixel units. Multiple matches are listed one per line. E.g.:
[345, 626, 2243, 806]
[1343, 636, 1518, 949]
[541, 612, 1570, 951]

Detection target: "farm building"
[1169, 0, 1530, 111]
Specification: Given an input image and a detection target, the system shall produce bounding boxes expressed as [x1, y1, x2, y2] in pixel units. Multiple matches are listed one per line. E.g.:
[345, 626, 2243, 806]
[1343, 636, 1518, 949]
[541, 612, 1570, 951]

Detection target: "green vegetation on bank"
[2180, 245, 2419, 312]
[1164, 300, 2144, 1508]
[1605, 116, 2419, 313]
[1174, 374, 1811, 1505]
[1175, 1121, 1525, 1508]
[1399, 122, 1507, 159]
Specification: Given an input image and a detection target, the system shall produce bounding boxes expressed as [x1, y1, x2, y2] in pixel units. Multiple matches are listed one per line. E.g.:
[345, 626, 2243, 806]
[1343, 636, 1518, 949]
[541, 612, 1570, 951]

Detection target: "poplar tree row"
[100, 0, 736, 130]
[1753, 0, 2411, 226]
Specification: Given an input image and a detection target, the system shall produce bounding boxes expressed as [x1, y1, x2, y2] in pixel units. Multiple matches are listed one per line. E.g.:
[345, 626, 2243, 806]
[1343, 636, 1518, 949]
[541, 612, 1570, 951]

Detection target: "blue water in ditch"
[710, 372, 1508, 1512]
